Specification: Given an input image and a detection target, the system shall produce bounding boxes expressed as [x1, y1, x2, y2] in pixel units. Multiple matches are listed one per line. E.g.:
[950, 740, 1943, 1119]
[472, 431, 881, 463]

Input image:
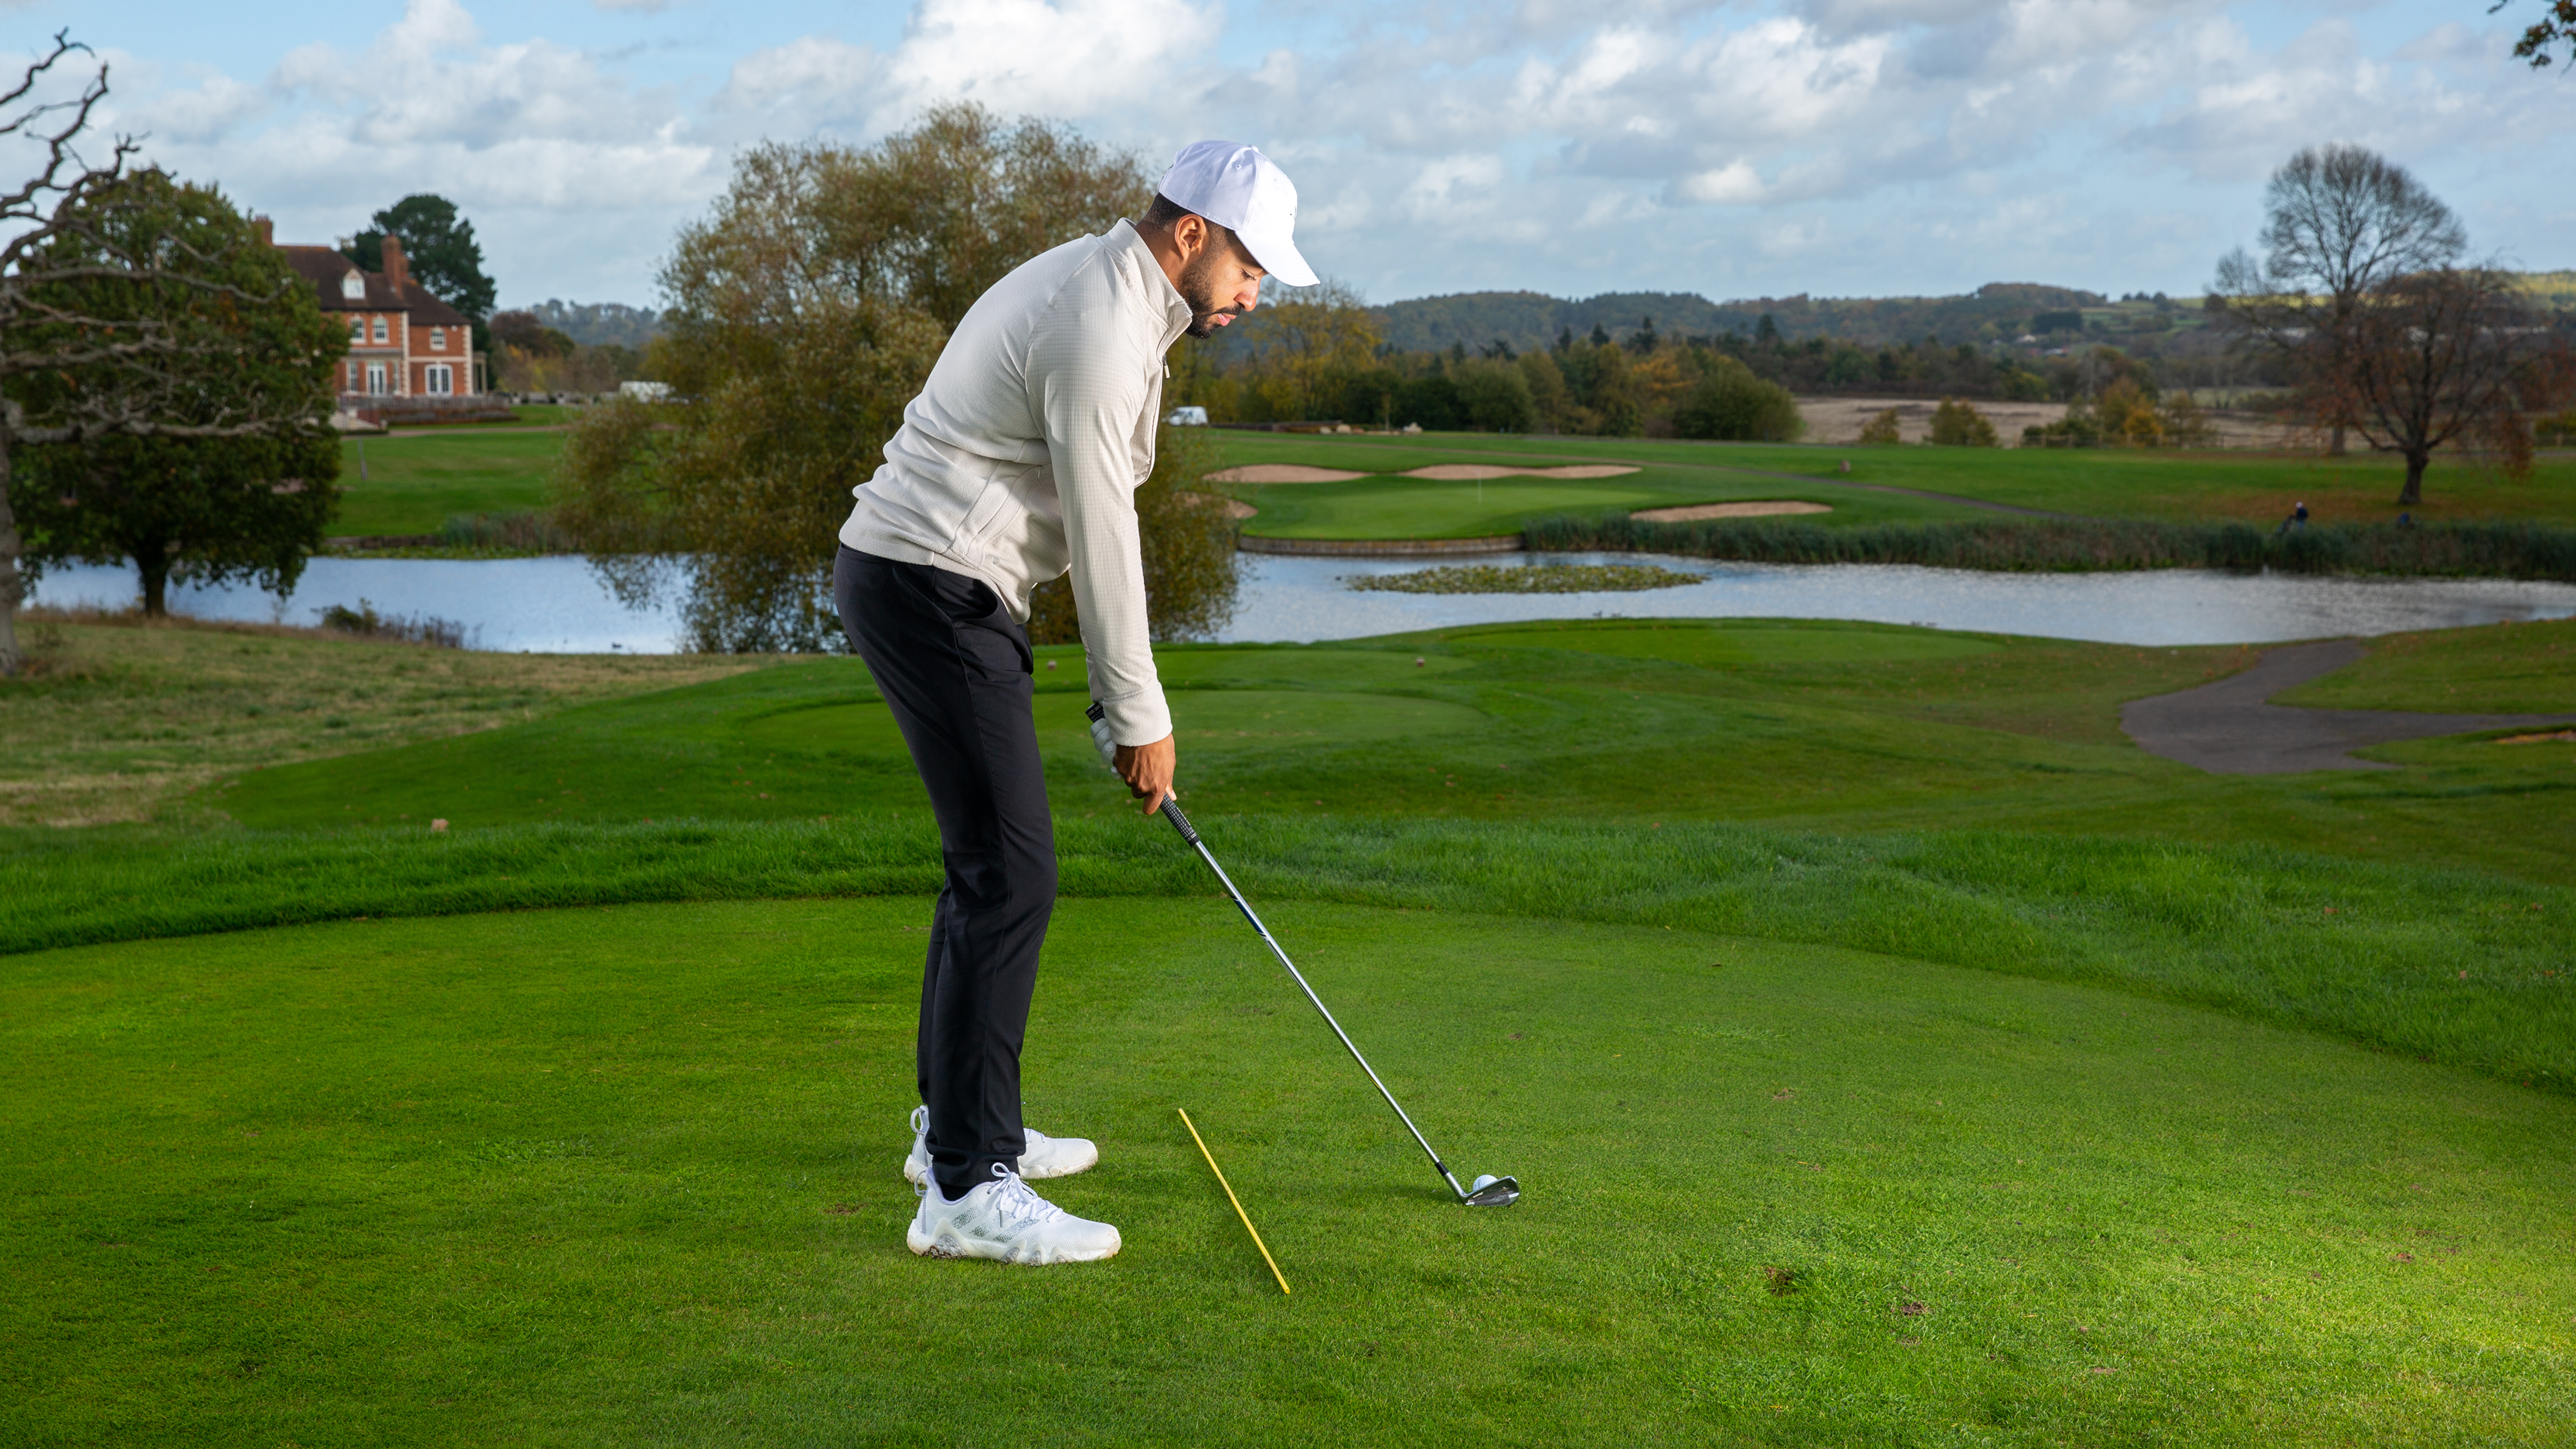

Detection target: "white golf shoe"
[901, 1105, 1099, 1186]
[907, 1165, 1121, 1264]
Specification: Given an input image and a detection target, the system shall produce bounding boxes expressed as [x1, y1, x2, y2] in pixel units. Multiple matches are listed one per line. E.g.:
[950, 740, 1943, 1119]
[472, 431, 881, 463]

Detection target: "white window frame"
[366, 362, 388, 396]
[426, 364, 454, 396]
[349, 318, 365, 342]
[341, 272, 366, 301]
[372, 317, 389, 344]
[430, 326, 446, 351]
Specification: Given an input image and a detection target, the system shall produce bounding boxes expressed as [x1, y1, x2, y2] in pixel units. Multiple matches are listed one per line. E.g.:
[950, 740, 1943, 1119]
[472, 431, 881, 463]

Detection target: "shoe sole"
[906, 1220, 1120, 1264]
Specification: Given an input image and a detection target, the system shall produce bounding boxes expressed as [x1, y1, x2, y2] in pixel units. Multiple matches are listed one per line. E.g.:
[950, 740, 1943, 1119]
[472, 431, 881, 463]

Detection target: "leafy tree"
[1451, 358, 1536, 432]
[1229, 279, 1380, 421]
[1856, 408, 1903, 446]
[557, 105, 1206, 652]
[1516, 351, 1570, 432]
[15, 172, 342, 614]
[345, 194, 496, 329]
[1556, 337, 1642, 435]
[1671, 356, 1801, 441]
[2094, 380, 2165, 446]
[1927, 397, 1998, 447]
[2495, 0, 2576, 66]
[0, 37, 342, 671]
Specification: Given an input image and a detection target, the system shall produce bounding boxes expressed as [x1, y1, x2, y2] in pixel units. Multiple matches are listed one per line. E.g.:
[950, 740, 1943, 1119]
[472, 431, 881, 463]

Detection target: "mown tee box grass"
[6, 898, 2571, 1445]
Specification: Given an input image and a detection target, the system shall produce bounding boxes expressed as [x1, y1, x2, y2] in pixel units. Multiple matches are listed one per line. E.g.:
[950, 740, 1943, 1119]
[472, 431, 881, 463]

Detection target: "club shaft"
[1161, 798, 1470, 1201]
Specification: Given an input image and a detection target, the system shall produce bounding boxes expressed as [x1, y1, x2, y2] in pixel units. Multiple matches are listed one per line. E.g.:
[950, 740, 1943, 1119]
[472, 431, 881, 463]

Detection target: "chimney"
[381, 234, 409, 293]
[253, 216, 274, 248]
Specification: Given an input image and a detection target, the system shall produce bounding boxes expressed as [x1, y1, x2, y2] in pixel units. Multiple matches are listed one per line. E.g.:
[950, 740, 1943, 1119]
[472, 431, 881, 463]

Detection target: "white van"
[1165, 406, 1210, 427]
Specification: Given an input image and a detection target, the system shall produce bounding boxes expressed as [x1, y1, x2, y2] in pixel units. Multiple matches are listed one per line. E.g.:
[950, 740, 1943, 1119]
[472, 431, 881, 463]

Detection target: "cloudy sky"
[27, 0, 2575, 311]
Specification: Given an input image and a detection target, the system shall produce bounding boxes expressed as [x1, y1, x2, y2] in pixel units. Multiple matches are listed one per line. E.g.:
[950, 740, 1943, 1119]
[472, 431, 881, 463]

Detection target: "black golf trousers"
[833, 546, 1056, 1199]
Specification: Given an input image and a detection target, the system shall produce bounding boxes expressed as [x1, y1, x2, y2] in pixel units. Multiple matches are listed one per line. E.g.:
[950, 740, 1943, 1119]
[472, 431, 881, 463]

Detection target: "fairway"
[333, 429, 563, 536]
[8, 896, 2570, 1445]
[1208, 430, 2576, 532]
[1230, 466, 1978, 540]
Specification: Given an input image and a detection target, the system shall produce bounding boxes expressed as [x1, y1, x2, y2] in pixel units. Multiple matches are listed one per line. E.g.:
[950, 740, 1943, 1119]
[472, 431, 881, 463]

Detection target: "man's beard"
[1178, 244, 1242, 338]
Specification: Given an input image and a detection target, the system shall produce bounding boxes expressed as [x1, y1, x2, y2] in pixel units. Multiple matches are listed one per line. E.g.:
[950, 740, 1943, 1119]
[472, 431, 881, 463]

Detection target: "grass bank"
[178, 619, 2576, 885]
[1525, 513, 2576, 581]
[3, 814, 2568, 1091]
[334, 430, 563, 536]
[0, 613, 765, 826]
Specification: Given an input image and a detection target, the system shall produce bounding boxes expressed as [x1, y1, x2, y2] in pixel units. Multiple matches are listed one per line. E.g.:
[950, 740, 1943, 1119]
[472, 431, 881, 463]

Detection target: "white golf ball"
[1470, 1175, 1498, 1192]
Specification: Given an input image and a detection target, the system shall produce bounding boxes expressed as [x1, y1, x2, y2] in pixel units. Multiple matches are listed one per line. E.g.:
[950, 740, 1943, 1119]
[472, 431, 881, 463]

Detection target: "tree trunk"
[0, 434, 22, 676]
[2329, 423, 2346, 457]
[132, 536, 172, 618]
[2398, 451, 2428, 507]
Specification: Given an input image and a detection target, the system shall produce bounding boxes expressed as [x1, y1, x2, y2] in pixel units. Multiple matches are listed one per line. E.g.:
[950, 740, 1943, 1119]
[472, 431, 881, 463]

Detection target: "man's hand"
[1113, 733, 1177, 815]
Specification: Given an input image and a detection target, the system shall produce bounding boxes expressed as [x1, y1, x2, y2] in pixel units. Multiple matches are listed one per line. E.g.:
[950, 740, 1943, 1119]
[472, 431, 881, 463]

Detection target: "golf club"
[1089, 702, 1519, 1207]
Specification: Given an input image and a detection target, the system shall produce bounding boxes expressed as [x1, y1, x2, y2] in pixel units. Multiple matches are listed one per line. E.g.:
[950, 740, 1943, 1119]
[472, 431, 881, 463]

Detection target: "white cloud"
[1401, 153, 1506, 223]
[75, 0, 2576, 305]
[881, 0, 1223, 120]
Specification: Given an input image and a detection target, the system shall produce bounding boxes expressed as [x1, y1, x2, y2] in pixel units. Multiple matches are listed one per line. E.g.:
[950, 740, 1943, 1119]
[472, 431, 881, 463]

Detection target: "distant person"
[2278, 500, 2309, 536]
[831, 142, 1316, 1265]
[2397, 512, 2414, 528]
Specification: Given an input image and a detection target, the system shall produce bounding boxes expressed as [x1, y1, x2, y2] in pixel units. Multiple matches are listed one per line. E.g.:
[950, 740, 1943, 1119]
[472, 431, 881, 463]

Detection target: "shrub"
[1519, 513, 2576, 581]
[1856, 408, 1903, 446]
[1928, 398, 1999, 447]
[1671, 356, 1803, 442]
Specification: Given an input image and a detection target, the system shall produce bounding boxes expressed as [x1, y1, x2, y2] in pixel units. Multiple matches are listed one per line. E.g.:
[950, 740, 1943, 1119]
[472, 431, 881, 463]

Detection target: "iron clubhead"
[1462, 1174, 1520, 1207]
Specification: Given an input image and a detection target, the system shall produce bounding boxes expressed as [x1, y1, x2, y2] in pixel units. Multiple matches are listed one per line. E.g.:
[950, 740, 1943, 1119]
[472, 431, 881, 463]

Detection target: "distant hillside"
[2520, 271, 2576, 311]
[1373, 283, 2115, 354]
[518, 300, 662, 349]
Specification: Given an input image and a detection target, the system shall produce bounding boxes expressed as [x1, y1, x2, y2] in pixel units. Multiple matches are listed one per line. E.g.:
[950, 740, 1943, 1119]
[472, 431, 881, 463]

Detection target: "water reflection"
[29, 549, 2576, 654]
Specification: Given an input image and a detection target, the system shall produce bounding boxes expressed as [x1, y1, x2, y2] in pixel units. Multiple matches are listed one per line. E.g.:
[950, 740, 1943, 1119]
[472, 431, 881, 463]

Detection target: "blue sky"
[24, 1, 2574, 311]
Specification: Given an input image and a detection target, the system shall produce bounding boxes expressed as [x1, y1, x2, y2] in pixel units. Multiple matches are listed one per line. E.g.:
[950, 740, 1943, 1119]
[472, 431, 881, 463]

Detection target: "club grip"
[1160, 796, 1203, 845]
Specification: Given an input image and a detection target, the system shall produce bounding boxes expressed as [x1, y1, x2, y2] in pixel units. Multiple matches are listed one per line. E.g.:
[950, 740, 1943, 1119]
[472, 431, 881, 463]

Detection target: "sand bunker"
[1631, 501, 1834, 522]
[1173, 491, 1258, 520]
[1202, 464, 1367, 484]
[1400, 464, 1642, 481]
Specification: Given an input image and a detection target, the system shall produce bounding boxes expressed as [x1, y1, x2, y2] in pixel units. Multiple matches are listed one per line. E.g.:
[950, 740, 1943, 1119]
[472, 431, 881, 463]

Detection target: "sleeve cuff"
[1100, 689, 1172, 747]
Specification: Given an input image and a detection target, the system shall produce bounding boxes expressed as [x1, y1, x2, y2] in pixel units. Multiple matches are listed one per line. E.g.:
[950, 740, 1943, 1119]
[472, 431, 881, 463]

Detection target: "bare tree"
[0, 35, 327, 675]
[2344, 266, 2543, 506]
[2210, 144, 2465, 455]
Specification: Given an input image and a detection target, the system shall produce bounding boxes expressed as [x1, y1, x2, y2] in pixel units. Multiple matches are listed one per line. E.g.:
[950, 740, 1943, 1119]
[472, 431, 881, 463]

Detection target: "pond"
[29, 551, 2576, 653]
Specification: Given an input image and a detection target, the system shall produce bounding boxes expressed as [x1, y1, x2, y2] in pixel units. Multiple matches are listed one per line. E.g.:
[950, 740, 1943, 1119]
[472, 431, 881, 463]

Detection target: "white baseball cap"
[1154, 141, 1318, 287]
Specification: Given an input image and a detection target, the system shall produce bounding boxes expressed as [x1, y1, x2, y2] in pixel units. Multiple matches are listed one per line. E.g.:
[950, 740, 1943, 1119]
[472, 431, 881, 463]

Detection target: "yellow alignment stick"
[1176, 1107, 1291, 1296]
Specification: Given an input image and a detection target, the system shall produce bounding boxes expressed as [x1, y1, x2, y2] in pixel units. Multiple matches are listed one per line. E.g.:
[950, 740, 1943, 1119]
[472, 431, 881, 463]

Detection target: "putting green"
[1454, 619, 2003, 665]
[6, 896, 2569, 1444]
[738, 689, 1488, 758]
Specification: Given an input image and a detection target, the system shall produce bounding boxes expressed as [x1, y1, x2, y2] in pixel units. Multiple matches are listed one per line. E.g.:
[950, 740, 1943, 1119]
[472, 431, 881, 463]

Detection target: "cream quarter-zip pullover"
[839, 219, 1189, 746]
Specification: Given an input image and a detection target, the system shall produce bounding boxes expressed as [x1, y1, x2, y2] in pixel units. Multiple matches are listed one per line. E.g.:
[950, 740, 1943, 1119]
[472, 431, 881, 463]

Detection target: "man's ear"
[1171, 212, 1206, 261]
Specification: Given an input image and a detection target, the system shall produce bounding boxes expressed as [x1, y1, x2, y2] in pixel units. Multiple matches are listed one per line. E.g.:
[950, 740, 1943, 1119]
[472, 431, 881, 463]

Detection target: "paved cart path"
[2120, 638, 2576, 774]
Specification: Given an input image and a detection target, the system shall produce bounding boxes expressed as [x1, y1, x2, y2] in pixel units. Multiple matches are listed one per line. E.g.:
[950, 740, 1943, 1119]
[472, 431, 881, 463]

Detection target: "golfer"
[832, 141, 1317, 1264]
